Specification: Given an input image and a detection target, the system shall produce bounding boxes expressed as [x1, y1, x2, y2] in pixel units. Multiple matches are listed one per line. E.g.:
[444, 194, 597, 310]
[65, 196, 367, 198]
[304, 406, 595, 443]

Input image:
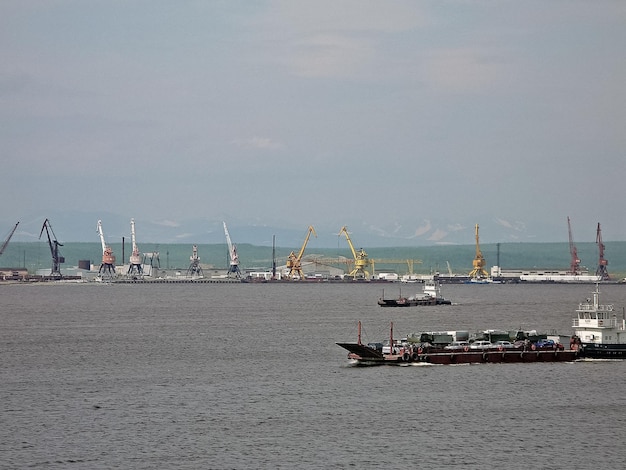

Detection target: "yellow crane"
[338, 226, 370, 279]
[286, 226, 317, 280]
[468, 223, 489, 279]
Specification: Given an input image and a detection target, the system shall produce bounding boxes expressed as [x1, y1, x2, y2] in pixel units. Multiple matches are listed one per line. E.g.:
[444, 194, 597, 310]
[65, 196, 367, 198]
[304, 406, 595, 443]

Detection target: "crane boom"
[596, 222, 609, 280]
[468, 224, 489, 279]
[128, 218, 143, 276]
[223, 222, 241, 278]
[39, 219, 64, 277]
[338, 226, 370, 279]
[286, 226, 317, 280]
[96, 219, 116, 275]
[567, 216, 581, 274]
[0, 221, 19, 255]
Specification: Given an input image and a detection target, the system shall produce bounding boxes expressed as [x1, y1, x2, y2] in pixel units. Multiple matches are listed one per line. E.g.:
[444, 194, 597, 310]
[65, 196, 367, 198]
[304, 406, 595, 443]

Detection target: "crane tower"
[97, 220, 116, 276]
[39, 219, 64, 278]
[595, 222, 609, 280]
[286, 225, 317, 280]
[339, 226, 370, 279]
[223, 222, 241, 279]
[567, 216, 581, 275]
[187, 245, 203, 277]
[468, 224, 489, 280]
[127, 218, 143, 277]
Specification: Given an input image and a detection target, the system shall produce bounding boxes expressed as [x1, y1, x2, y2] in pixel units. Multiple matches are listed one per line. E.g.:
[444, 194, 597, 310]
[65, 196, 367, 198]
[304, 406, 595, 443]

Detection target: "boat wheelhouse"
[572, 285, 626, 358]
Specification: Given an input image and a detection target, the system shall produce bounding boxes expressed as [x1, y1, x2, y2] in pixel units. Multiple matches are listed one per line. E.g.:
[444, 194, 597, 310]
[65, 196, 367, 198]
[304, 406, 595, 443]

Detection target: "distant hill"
[3, 210, 621, 248]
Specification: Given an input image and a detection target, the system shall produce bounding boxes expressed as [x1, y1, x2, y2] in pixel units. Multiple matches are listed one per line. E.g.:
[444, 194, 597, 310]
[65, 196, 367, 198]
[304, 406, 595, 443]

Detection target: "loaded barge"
[337, 322, 578, 366]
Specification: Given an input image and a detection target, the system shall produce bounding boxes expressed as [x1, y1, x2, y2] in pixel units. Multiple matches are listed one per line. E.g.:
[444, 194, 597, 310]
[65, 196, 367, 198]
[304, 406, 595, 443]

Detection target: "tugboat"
[571, 285, 626, 359]
[378, 278, 452, 307]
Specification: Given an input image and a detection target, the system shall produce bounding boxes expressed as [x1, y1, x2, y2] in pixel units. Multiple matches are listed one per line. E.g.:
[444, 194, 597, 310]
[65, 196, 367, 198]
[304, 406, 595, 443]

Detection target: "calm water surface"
[2, 282, 626, 469]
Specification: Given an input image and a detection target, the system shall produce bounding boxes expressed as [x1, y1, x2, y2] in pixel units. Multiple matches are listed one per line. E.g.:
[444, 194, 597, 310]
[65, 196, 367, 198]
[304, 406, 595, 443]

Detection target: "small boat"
[378, 279, 452, 307]
[337, 322, 578, 366]
[571, 285, 626, 359]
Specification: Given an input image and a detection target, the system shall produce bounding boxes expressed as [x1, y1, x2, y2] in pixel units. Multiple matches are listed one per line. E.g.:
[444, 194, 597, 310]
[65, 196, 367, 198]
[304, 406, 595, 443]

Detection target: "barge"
[337, 322, 578, 366]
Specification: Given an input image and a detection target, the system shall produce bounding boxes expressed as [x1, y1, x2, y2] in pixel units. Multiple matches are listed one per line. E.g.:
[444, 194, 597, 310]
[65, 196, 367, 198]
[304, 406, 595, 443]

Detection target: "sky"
[1, 1, 625, 246]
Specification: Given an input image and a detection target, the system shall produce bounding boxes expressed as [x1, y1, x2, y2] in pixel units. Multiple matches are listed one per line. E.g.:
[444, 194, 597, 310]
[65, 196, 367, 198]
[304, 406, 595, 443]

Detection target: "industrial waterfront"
[2, 220, 626, 282]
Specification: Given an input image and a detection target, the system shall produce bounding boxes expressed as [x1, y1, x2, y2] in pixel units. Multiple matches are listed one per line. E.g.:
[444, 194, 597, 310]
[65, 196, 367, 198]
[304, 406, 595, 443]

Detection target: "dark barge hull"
[578, 344, 626, 359]
[378, 298, 452, 307]
[337, 343, 578, 365]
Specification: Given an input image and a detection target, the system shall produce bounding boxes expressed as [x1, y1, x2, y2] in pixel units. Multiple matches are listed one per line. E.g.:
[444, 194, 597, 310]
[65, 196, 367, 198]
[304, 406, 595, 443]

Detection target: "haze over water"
[2, 282, 626, 469]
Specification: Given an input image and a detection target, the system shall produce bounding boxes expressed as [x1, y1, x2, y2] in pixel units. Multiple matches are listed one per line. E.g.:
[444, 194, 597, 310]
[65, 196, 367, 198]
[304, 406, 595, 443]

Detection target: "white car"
[469, 340, 492, 350]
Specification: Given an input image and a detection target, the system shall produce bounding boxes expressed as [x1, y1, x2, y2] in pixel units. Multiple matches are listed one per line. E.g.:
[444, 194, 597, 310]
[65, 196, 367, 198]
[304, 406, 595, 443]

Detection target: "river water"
[2, 282, 626, 469]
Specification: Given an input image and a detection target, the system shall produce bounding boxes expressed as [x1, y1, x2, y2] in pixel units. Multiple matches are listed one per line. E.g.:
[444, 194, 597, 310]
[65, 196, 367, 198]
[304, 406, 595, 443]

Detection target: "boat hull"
[337, 343, 579, 365]
[378, 298, 451, 307]
[578, 343, 626, 359]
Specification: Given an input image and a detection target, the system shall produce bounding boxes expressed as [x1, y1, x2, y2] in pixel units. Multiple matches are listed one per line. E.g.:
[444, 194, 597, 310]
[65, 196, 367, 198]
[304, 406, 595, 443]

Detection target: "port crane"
[596, 222, 610, 280]
[223, 222, 241, 279]
[339, 226, 371, 279]
[187, 244, 203, 277]
[468, 224, 489, 279]
[286, 225, 317, 280]
[567, 216, 581, 275]
[96, 220, 116, 276]
[127, 218, 143, 276]
[0, 222, 19, 257]
[38, 219, 64, 278]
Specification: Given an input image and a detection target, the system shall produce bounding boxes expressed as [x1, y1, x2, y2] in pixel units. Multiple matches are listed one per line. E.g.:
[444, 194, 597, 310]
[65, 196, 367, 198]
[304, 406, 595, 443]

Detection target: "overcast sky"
[2, 1, 625, 243]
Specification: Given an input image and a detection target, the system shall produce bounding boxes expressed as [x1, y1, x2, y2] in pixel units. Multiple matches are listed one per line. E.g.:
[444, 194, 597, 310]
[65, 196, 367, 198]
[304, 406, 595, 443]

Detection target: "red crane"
[567, 217, 581, 275]
[595, 222, 610, 280]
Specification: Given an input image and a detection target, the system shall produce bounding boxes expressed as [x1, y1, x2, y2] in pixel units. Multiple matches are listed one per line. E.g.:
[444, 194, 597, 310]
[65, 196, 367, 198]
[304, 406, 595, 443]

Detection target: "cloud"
[153, 220, 180, 228]
[232, 137, 285, 150]
[494, 217, 526, 232]
[422, 47, 508, 93]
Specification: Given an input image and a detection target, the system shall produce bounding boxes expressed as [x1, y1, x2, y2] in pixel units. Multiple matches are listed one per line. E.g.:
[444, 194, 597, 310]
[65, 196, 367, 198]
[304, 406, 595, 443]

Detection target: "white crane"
[128, 218, 143, 276]
[187, 244, 203, 277]
[223, 221, 241, 279]
[97, 219, 116, 276]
